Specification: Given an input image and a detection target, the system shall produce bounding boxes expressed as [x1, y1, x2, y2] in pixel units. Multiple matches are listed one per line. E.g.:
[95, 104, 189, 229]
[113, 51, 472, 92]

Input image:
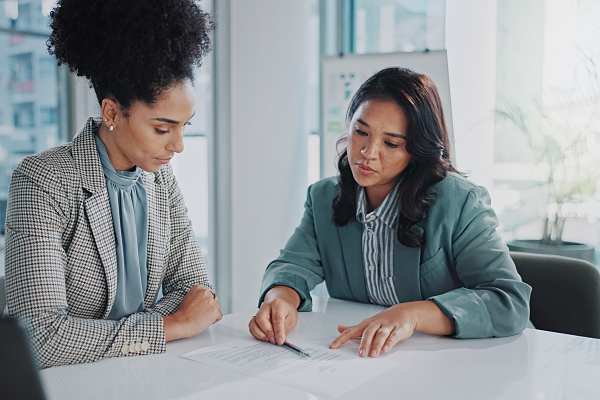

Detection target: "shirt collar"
[94, 130, 143, 189]
[355, 181, 402, 228]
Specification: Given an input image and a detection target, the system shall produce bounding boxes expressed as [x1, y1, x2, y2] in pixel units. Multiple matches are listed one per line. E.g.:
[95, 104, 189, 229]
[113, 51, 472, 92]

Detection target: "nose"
[361, 139, 380, 160]
[166, 130, 185, 154]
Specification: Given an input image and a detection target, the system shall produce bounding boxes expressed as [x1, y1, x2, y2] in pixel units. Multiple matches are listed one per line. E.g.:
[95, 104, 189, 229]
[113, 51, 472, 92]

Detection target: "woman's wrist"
[393, 300, 454, 336]
[163, 313, 186, 342]
[265, 285, 301, 310]
[390, 302, 419, 331]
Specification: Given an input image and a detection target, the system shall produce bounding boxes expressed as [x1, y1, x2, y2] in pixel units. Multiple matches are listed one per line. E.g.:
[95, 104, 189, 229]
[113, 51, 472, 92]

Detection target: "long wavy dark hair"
[333, 67, 458, 247]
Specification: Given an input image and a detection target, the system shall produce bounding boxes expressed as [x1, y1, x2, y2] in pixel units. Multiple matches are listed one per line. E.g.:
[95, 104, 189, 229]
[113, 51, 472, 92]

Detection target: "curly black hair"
[47, 0, 213, 108]
[333, 68, 459, 248]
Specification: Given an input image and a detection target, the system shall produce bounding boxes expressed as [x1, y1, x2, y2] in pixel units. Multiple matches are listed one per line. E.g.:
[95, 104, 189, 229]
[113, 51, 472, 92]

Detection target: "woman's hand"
[163, 285, 222, 342]
[329, 300, 454, 357]
[248, 286, 301, 345]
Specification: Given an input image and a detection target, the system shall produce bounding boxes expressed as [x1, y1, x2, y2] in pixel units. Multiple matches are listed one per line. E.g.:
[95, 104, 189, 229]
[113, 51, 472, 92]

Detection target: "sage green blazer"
[260, 174, 531, 338]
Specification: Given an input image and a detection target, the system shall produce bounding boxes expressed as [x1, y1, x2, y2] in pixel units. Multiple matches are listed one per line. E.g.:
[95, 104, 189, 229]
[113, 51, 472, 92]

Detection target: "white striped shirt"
[356, 183, 402, 306]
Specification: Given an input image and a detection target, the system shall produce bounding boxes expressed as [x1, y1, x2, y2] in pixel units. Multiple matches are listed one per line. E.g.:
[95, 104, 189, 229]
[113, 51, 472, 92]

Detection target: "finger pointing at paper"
[329, 301, 454, 357]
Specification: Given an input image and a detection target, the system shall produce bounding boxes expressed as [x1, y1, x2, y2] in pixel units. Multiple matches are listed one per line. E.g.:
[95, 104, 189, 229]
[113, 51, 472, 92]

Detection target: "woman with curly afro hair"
[4, 0, 221, 368]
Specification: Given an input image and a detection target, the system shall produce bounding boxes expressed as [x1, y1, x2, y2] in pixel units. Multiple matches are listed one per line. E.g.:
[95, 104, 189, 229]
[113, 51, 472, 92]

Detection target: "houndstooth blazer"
[4, 118, 211, 368]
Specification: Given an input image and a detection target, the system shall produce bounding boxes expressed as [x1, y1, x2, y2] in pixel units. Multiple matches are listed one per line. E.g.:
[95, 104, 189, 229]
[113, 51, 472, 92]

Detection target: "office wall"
[225, 0, 313, 311]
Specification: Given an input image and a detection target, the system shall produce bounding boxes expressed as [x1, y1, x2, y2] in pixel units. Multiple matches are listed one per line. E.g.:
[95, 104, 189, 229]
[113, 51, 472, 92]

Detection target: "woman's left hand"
[329, 304, 417, 358]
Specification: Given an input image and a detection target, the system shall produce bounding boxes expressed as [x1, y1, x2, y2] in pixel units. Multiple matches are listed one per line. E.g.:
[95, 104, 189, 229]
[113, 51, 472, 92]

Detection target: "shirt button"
[121, 344, 129, 355]
[388, 276, 393, 281]
[141, 341, 150, 352]
[134, 342, 142, 352]
[368, 265, 375, 271]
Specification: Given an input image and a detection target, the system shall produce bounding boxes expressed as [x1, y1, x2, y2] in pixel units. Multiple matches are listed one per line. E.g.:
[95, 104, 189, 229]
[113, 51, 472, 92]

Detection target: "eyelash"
[154, 122, 192, 135]
[354, 129, 401, 149]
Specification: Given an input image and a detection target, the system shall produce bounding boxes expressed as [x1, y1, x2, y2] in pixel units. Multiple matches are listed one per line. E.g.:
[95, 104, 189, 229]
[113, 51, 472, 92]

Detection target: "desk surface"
[41, 298, 600, 400]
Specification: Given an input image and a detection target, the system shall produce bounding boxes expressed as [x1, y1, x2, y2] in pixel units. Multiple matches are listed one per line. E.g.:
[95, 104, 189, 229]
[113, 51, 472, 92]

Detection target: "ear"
[100, 97, 120, 129]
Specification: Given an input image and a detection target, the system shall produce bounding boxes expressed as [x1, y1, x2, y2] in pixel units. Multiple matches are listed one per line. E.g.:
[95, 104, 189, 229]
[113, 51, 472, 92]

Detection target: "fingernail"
[383, 346, 389, 352]
[359, 349, 364, 357]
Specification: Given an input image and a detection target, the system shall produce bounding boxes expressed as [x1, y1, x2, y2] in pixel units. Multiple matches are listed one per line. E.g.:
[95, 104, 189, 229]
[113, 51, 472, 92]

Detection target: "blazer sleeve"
[5, 161, 164, 368]
[429, 186, 532, 338]
[259, 185, 325, 311]
[149, 166, 212, 316]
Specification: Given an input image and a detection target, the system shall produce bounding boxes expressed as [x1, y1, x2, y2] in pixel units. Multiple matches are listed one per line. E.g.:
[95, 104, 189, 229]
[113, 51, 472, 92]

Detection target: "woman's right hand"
[163, 285, 222, 342]
[248, 286, 300, 345]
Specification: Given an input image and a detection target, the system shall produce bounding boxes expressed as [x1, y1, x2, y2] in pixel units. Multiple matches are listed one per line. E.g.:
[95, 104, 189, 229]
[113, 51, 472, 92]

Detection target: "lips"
[357, 163, 375, 173]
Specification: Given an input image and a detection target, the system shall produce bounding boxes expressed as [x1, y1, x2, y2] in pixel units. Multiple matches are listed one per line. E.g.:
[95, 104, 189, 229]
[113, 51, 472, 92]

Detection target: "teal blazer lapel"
[337, 221, 369, 303]
[393, 239, 422, 301]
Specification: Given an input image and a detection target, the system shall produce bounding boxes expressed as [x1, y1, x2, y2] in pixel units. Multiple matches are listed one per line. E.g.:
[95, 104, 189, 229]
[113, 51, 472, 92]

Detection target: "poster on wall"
[321, 50, 453, 177]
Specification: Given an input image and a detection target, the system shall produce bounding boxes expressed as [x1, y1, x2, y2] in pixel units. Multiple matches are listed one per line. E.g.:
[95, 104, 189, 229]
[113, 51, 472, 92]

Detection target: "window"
[39, 55, 55, 79]
[491, 0, 600, 252]
[15, 2, 32, 30]
[39, 106, 57, 125]
[12, 102, 35, 128]
[0, 0, 66, 275]
[10, 53, 34, 92]
[329, 1, 600, 260]
[353, 0, 445, 54]
[1, 0, 49, 32]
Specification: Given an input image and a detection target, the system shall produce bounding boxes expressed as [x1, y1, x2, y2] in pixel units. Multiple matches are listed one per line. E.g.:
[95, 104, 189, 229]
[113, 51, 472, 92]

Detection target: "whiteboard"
[320, 50, 453, 177]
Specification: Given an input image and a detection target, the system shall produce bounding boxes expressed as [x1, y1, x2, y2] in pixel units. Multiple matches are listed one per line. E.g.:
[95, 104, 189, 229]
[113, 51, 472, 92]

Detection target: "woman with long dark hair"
[249, 68, 531, 357]
[5, 0, 221, 368]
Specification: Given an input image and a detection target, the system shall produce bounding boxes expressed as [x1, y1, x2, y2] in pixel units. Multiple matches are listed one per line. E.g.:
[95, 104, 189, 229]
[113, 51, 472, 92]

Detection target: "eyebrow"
[152, 112, 196, 125]
[356, 118, 407, 139]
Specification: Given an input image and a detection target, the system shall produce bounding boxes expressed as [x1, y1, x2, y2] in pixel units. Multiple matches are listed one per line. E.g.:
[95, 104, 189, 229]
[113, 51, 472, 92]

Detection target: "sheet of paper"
[182, 337, 399, 398]
[182, 337, 349, 371]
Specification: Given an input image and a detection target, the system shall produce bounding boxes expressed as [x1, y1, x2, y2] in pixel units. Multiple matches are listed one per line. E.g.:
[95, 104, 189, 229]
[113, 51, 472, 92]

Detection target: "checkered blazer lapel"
[142, 171, 169, 308]
[72, 118, 170, 313]
[72, 119, 119, 317]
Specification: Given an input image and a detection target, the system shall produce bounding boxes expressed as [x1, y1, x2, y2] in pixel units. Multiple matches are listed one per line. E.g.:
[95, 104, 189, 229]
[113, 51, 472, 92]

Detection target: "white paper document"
[182, 337, 398, 397]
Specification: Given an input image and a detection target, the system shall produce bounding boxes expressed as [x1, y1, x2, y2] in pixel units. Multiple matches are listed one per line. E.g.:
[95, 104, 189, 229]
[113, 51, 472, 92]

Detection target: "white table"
[41, 297, 600, 399]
